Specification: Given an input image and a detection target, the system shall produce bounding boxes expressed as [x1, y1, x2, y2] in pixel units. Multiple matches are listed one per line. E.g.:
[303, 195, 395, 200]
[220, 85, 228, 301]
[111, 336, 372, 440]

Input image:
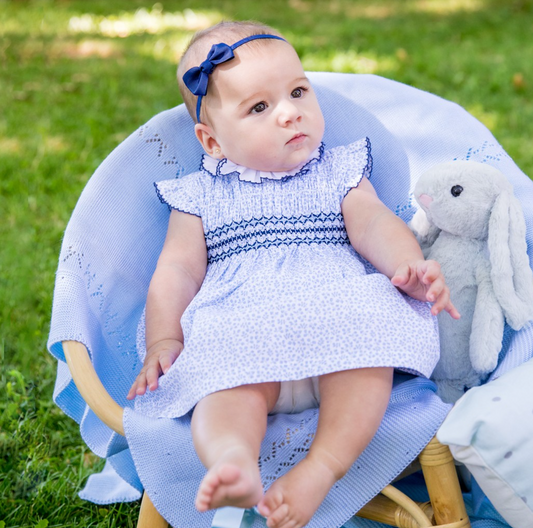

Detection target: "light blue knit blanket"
[48, 72, 533, 527]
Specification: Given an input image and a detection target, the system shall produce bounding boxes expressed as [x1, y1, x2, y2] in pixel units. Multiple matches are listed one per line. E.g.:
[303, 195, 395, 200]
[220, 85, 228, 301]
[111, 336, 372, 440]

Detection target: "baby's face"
[203, 41, 325, 172]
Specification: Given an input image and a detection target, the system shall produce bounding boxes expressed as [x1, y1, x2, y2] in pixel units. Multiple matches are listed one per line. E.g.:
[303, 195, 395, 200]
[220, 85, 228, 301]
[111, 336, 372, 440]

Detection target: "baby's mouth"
[287, 133, 306, 145]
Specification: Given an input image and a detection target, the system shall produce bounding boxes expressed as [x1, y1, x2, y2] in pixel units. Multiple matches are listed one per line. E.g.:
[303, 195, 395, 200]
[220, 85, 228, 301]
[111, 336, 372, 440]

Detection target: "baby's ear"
[194, 124, 223, 158]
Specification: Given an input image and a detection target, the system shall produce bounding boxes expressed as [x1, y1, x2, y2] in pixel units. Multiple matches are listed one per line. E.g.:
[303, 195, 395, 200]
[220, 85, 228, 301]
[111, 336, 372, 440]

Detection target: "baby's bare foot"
[195, 450, 263, 512]
[257, 456, 338, 528]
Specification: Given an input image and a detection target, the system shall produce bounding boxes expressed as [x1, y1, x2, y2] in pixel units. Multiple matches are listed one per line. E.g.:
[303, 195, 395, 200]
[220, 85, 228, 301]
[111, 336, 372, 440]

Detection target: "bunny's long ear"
[488, 190, 533, 329]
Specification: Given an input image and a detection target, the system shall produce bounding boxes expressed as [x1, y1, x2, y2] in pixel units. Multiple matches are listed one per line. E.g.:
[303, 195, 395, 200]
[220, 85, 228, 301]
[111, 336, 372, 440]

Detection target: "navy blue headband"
[183, 34, 286, 123]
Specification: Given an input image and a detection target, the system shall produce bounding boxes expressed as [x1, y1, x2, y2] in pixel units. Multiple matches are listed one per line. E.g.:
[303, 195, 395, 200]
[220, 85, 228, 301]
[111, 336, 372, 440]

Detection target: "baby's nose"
[278, 101, 301, 125]
[418, 193, 434, 208]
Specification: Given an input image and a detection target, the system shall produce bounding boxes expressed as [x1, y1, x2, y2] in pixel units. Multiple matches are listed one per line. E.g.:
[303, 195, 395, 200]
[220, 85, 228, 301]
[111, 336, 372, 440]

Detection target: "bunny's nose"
[418, 193, 433, 208]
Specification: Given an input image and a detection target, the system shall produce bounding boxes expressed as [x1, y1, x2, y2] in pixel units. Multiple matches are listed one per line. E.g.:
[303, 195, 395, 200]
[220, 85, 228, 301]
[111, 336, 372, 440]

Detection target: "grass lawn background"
[1, 0, 533, 526]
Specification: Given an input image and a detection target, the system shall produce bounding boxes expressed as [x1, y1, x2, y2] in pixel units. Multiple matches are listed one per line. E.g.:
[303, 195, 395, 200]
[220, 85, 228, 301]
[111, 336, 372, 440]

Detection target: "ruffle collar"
[200, 143, 324, 183]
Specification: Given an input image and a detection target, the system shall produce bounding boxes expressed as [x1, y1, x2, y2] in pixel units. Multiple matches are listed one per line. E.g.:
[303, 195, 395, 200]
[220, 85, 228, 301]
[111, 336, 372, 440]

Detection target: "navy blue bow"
[183, 43, 235, 97]
[182, 34, 286, 122]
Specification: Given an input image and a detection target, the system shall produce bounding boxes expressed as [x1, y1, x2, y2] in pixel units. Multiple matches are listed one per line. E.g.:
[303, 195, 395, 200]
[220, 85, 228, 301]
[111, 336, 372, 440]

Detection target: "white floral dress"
[135, 138, 440, 419]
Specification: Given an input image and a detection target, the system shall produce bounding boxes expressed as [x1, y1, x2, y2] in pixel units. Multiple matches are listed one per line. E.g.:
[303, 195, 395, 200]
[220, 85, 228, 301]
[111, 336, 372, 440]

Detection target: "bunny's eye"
[451, 185, 463, 197]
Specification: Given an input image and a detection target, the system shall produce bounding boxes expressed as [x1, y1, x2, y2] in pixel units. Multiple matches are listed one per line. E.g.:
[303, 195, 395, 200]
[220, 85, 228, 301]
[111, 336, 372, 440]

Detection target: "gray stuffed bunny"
[411, 161, 533, 403]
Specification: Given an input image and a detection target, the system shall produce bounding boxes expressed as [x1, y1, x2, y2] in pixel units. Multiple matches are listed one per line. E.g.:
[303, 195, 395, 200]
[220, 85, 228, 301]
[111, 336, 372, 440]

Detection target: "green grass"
[1, 0, 533, 525]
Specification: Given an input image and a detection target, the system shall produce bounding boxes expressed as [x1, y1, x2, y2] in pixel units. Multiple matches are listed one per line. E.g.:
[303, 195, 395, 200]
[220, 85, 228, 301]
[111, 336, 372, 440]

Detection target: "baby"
[127, 21, 459, 528]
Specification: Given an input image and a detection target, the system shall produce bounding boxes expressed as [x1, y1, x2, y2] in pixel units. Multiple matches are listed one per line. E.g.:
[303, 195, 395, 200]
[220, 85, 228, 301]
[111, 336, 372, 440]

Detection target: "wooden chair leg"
[137, 492, 168, 528]
[357, 486, 434, 528]
[418, 437, 470, 527]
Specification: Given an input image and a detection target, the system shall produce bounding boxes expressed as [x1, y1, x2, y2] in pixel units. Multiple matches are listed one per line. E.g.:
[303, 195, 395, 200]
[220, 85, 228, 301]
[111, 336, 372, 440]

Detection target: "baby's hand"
[126, 339, 183, 400]
[391, 260, 460, 319]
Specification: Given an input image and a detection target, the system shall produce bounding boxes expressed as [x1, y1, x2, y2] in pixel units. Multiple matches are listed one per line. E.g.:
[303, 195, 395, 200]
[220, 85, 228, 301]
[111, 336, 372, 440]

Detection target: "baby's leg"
[192, 382, 280, 512]
[258, 368, 393, 528]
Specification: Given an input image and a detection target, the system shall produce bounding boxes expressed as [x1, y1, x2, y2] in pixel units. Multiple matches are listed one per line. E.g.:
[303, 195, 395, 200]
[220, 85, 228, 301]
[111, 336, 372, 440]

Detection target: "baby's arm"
[127, 210, 207, 400]
[342, 178, 459, 318]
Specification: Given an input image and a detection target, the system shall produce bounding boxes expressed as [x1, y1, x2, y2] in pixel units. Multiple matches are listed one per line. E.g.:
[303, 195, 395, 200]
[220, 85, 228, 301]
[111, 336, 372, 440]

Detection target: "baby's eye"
[250, 102, 267, 114]
[291, 87, 308, 98]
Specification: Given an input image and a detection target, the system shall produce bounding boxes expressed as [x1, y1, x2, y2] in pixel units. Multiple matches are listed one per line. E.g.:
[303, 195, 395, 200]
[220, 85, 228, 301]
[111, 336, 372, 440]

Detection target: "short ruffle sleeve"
[328, 137, 373, 198]
[154, 172, 203, 217]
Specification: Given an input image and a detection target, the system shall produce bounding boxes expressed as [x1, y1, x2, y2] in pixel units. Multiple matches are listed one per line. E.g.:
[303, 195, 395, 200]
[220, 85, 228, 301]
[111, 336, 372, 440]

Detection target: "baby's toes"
[277, 518, 299, 528]
[266, 503, 290, 528]
[195, 472, 219, 511]
[258, 488, 282, 517]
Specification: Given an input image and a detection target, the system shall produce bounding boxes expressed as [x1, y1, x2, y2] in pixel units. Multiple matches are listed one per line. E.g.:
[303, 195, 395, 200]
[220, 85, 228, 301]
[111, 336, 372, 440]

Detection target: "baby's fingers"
[159, 349, 181, 375]
[126, 345, 181, 400]
[435, 297, 460, 320]
[126, 381, 138, 400]
[430, 287, 461, 319]
[391, 262, 413, 288]
[144, 364, 162, 392]
[127, 373, 147, 400]
[126, 365, 160, 400]
[444, 299, 461, 320]
[425, 275, 445, 303]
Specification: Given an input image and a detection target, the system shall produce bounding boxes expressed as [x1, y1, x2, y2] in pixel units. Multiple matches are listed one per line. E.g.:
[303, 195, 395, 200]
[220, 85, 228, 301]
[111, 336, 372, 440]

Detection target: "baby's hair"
[177, 21, 285, 124]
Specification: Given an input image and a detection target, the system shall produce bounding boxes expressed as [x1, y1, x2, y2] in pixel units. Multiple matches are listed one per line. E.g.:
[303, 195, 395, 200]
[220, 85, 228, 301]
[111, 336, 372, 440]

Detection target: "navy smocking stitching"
[205, 211, 350, 263]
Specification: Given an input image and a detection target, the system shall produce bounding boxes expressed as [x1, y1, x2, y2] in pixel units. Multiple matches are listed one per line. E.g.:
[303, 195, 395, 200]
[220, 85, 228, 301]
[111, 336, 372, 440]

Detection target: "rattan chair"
[63, 340, 469, 528]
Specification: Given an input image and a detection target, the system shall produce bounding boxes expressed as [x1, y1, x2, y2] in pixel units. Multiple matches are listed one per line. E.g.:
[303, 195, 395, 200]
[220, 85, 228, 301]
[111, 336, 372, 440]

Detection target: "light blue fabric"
[211, 507, 248, 528]
[79, 457, 142, 505]
[47, 72, 533, 527]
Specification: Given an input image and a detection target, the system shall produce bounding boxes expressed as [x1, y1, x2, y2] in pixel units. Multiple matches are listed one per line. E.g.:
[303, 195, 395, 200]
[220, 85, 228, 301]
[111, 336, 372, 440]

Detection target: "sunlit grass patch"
[289, 0, 484, 19]
[68, 5, 222, 38]
[135, 34, 191, 62]
[466, 103, 499, 132]
[0, 137, 22, 154]
[62, 39, 121, 59]
[303, 49, 397, 75]
[411, 0, 484, 14]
